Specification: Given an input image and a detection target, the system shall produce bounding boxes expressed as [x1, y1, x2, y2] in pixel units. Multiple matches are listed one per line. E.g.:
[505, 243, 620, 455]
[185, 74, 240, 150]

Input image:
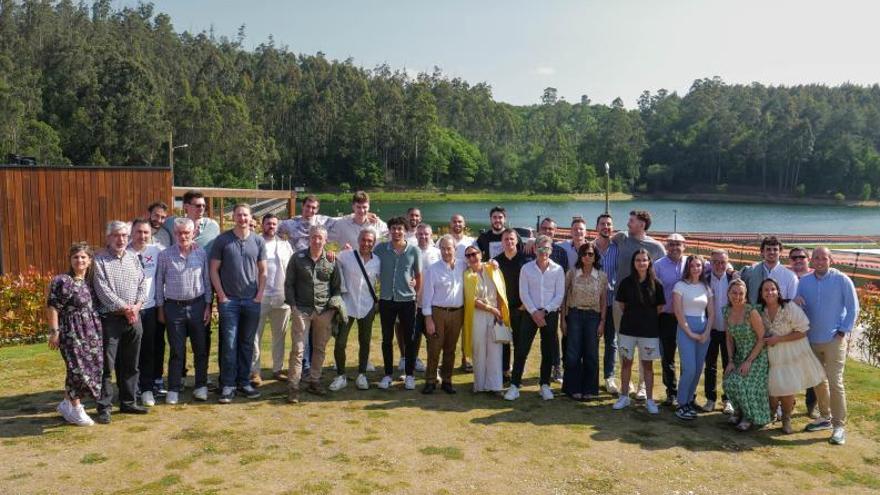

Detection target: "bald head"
[810, 246, 833, 275]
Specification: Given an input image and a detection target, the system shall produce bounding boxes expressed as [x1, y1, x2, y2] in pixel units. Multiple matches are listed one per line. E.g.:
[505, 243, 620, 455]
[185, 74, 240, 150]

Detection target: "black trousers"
[97, 314, 143, 413]
[658, 312, 678, 397]
[511, 311, 558, 387]
[137, 307, 160, 392]
[704, 328, 729, 402]
[336, 307, 377, 375]
[504, 309, 527, 374]
[379, 300, 417, 376]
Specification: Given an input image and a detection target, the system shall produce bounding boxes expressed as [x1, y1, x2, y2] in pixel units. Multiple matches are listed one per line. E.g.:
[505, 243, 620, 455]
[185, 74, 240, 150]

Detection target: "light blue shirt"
[796, 268, 859, 344]
[654, 256, 686, 314]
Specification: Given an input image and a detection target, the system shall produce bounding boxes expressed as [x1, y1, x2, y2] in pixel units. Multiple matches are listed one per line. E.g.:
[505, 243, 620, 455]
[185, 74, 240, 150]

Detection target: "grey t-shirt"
[210, 230, 267, 299]
[614, 232, 666, 282]
[374, 241, 421, 302]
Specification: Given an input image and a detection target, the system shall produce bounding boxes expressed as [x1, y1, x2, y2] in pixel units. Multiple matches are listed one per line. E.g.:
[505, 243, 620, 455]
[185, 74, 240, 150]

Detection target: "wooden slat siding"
[0, 166, 171, 275]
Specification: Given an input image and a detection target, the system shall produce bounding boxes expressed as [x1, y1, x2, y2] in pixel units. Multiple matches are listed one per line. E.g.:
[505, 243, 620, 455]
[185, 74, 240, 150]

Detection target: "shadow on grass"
[0, 389, 71, 438]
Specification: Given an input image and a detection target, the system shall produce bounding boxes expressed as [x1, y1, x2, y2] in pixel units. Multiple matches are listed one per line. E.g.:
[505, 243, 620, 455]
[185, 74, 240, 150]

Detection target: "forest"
[2, 1, 880, 199]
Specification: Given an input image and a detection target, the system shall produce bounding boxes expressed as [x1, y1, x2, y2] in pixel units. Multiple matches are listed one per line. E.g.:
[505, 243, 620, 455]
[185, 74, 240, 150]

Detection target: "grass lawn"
[1, 330, 878, 494]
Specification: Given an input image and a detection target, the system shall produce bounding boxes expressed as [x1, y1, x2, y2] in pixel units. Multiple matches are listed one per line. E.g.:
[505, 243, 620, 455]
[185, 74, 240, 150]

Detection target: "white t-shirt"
[128, 244, 164, 310]
[673, 281, 712, 317]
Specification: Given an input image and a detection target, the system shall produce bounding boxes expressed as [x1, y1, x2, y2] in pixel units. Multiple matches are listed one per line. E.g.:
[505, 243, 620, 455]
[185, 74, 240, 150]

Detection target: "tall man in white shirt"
[442, 214, 476, 263]
[405, 208, 422, 244]
[250, 214, 294, 385]
[128, 218, 164, 407]
[505, 235, 565, 401]
[740, 236, 799, 304]
[329, 191, 389, 249]
[333, 228, 381, 391]
[421, 235, 466, 394]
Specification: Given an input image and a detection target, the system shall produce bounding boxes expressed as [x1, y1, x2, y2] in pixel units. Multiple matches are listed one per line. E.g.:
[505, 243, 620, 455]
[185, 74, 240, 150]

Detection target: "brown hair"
[352, 191, 370, 204]
[67, 242, 95, 282]
[629, 210, 652, 231]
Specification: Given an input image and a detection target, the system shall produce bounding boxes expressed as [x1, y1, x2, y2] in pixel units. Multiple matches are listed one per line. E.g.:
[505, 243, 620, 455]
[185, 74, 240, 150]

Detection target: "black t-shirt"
[615, 275, 666, 338]
[476, 228, 528, 262]
[493, 250, 533, 309]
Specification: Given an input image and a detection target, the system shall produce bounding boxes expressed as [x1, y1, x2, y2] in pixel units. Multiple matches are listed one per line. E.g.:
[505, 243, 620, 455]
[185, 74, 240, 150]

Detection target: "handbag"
[493, 321, 512, 344]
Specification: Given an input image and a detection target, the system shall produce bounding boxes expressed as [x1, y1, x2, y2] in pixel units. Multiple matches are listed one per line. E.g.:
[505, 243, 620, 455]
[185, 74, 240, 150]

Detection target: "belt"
[569, 307, 600, 313]
[165, 297, 202, 306]
[433, 306, 463, 312]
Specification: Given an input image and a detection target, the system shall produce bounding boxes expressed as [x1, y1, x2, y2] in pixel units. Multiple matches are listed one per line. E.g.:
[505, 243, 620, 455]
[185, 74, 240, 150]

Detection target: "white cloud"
[535, 66, 556, 76]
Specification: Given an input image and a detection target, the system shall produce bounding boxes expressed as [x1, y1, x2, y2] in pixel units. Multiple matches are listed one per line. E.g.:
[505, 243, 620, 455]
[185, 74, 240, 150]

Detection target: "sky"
[118, 0, 880, 107]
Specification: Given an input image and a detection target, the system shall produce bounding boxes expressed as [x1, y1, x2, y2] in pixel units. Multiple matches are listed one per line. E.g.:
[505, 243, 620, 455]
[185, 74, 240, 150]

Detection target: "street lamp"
[604, 162, 611, 214]
[167, 131, 189, 186]
[673, 209, 678, 232]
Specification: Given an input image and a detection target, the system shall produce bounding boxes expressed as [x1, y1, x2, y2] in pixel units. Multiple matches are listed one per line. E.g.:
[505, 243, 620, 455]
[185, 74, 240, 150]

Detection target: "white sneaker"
[605, 377, 619, 395]
[722, 400, 735, 415]
[646, 399, 660, 415]
[702, 400, 716, 413]
[830, 426, 846, 445]
[504, 385, 520, 401]
[141, 391, 155, 407]
[613, 395, 631, 410]
[404, 375, 416, 390]
[192, 387, 208, 401]
[329, 375, 348, 392]
[70, 404, 94, 426]
[398, 357, 405, 371]
[366, 362, 376, 372]
[378, 375, 393, 390]
[628, 382, 635, 397]
[540, 384, 554, 401]
[56, 399, 71, 417]
[635, 383, 647, 401]
[415, 358, 427, 373]
[355, 374, 369, 390]
[166, 391, 179, 405]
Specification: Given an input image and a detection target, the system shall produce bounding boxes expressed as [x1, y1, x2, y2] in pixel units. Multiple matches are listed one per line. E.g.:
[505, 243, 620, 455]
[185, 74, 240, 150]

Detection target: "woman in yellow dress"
[463, 245, 510, 393]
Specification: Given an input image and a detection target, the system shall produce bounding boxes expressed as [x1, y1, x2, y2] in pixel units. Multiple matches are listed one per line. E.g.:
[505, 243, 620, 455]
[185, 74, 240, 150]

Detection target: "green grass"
[80, 453, 108, 464]
[418, 446, 464, 460]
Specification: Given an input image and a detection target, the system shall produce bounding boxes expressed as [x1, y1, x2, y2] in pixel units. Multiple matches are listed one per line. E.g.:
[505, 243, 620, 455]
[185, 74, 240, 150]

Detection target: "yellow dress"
[462, 263, 510, 360]
[761, 303, 826, 397]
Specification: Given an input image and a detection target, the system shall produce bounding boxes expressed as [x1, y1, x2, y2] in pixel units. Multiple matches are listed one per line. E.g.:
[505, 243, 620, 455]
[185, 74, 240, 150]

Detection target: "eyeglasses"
[790, 255, 807, 260]
[581, 251, 595, 257]
[188, 203, 207, 209]
[465, 252, 479, 258]
[536, 247, 552, 253]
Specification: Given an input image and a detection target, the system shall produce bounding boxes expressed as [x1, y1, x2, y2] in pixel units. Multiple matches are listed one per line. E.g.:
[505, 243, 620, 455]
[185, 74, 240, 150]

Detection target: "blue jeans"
[676, 314, 710, 407]
[218, 297, 261, 388]
[564, 309, 601, 396]
[603, 305, 617, 379]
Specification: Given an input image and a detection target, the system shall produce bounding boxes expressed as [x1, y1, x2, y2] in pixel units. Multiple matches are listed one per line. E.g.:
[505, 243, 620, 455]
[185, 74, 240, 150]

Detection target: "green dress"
[722, 305, 771, 426]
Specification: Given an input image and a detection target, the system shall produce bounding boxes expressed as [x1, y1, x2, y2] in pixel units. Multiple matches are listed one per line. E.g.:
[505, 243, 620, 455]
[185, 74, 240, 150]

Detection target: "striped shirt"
[93, 249, 146, 314]
[155, 244, 213, 305]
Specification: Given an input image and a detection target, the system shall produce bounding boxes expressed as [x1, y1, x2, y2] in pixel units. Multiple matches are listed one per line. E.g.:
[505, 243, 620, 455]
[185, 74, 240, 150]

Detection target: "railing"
[170, 187, 298, 230]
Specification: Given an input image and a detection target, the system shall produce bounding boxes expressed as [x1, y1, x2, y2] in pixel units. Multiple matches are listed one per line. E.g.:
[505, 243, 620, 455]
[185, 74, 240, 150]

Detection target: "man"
[155, 218, 212, 404]
[702, 248, 735, 415]
[441, 214, 475, 262]
[653, 233, 687, 407]
[210, 204, 267, 404]
[374, 216, 422, 391]
[396, 223, 438, 373]
[329, 190, 389, 249]
[740, 236, 799, 304]
[559, 217, 588, 271]
[476, 206, 513, 261]
[405, 207, 422, 244]
[148, 201, 171, 249]
[494, 228, 531, 384]
[166, 190, 220, 251]
[92, 221, 147, 423]
[250, 214, 294, 385]
[278, 194, 337, 252]
[128, 219, 164, 408]
[613, 210, 666, 400]
[538, 217, 569, 383]
[797, 247, 859, 446]
[789, 246, 818, 418]
[505, 235, 565, 401]
[334, 228, 380, 391]
[284, 225, 342, 402]
[593, 213, 620, 394]
[421, 235, 466, 394]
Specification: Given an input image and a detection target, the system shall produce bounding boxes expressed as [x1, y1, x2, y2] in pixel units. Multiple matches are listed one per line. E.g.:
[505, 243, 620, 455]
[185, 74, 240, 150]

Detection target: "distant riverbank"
[638, 192, 880, 208]
[314, 190, 634, 203]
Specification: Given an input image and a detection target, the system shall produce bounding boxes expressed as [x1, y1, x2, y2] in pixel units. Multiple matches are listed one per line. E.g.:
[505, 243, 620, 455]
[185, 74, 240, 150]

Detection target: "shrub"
[857, 284, 880, 367]
[795, 183, 806, 197]
[833, 192, 846, 202]
[0, 267, 53, 346]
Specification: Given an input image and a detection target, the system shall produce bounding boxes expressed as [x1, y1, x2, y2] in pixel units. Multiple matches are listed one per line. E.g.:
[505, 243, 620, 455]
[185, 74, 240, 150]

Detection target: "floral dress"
[722, 305, 771, 426]
[48, 274, 103, 400]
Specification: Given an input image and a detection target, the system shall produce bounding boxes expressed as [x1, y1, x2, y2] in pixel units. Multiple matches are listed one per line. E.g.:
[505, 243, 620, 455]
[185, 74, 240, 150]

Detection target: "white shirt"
[519, 260, 565, 314]
[127, 244, 163, 309]
[673, 281, 713, 317]
[441, 234, 475, 262]
[329, 214, 388, 249]
[421, 259, 466, 315]
[419, 245, 441, 269]
[709, 272, 730, 330]
[263, 237, 294, 301]
[338, 249, 380, 319]
[764, 262, 800, 300]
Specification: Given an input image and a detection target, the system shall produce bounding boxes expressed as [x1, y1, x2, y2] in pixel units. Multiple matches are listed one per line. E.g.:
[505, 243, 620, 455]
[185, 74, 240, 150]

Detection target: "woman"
[613, 249, 665, 414]
[759, 278, 826, 434]
[673, 255, 715, 421]
[722, 279, 771, 430]
[46, 242, 103, 426]
[561, 242, 607, 400]
[463, 245, 510, 393]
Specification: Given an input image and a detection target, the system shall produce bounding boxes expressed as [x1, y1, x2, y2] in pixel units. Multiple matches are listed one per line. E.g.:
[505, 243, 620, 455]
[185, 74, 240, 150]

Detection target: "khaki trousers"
[251, 302, 291, 375]
[811, 337, 848, 427]
[288, 307, 336, 388]
[426, 307, 464, 385]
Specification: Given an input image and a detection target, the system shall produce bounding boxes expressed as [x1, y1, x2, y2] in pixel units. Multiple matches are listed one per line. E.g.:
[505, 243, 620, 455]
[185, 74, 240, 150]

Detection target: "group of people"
[46, 190, 859, 446]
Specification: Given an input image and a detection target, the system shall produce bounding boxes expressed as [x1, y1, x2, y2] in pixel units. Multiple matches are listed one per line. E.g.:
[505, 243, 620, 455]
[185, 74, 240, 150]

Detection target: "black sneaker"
[96, 410, 112, 424]
[237, 385, 261, 399]
[675, 406, 695, 421]
[218, 387, 235, 404]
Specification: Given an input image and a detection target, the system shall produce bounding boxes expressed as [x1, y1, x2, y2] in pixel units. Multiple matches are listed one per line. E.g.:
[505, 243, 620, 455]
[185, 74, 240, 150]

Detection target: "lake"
[320, 199, 880, 235]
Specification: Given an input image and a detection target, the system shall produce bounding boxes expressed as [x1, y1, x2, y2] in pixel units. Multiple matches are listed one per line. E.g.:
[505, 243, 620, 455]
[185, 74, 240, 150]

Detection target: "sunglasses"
[536, 247, 552, 253]
[581, 251, 595, 257]
[465, 252, 479, 258]
[790, 255, 807, 260]
[188, 203, 207, 209]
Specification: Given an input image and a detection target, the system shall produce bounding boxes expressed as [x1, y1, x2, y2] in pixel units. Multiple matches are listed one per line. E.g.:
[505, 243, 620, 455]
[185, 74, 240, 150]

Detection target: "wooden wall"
[0, 166, 171, 275]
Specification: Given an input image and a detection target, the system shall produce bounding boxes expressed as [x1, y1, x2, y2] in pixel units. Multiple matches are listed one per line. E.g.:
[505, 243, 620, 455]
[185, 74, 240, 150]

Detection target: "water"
[320, 199, 880, 235]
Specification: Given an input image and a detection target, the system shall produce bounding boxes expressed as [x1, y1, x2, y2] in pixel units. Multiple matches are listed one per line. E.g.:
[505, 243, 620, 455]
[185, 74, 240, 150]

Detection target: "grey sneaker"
[218, 386, 235, 404]
[238, 384, 261, 399]
[805, 418, 833, 432]
[830, 427, 846, 445]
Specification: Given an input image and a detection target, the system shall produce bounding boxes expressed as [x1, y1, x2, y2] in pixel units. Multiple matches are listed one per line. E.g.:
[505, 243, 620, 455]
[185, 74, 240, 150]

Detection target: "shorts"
[618, 335, 661, 361]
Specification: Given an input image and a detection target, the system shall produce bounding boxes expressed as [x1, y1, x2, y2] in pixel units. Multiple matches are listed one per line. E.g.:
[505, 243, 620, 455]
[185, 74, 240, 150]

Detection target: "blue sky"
[118, 0, 880, 106]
